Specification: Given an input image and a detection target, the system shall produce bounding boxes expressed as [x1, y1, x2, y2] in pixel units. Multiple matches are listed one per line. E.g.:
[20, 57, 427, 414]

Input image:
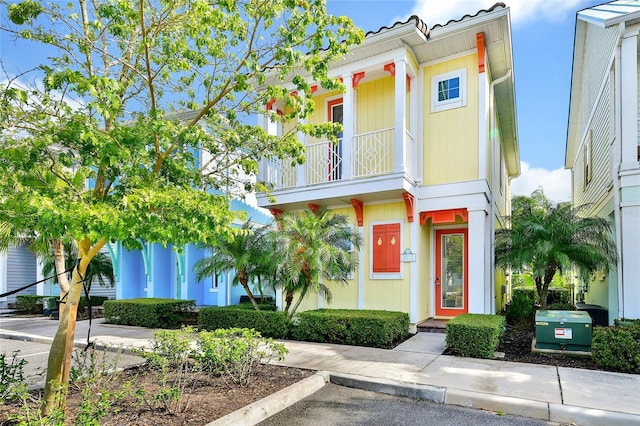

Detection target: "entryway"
[434, 228, 468, 317]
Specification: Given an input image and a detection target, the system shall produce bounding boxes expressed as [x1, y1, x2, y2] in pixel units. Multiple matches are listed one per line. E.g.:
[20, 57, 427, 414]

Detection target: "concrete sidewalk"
[1, 316, 639, 425]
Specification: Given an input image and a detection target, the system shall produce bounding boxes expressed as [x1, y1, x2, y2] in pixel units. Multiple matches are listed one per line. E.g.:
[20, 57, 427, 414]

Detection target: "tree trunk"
[284, 289, 293, 315]
[237, 269, 260, 310]
[52, 239, 70, 317]
[537, 268, 556, 310]
[41, 238, 105, 416]
[287, 283, 309, 320]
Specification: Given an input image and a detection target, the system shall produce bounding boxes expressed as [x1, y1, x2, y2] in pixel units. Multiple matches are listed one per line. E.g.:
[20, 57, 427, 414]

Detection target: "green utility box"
[535, 310, 592, 351]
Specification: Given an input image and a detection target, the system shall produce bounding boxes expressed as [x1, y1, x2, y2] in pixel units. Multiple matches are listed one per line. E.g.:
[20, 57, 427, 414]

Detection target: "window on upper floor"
[371, 222, 401, 279]
[583, 130, 592, 190]
[432, 69, 467, 113]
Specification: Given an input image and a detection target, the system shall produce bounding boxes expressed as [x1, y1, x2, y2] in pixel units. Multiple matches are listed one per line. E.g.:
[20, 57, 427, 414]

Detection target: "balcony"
[259, 127, 417, 209]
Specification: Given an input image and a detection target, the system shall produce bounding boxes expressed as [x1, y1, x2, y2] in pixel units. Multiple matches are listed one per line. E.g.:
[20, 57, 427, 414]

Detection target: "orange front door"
[435, 229, 468, 317]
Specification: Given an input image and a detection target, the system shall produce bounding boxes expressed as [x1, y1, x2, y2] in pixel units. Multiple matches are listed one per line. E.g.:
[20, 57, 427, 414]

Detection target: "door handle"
[435, 277, 440, 286]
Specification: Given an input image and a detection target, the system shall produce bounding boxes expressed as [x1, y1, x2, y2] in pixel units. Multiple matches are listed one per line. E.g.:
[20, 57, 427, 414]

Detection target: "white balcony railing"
[264, 158, 296, 190]
[352, 127, 394, 178]
[306, 140, 343, 185]
[262, 126, 414, 190]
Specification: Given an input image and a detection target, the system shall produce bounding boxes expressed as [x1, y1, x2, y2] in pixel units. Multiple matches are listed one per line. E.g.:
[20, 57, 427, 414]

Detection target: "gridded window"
[432, 69, 467, 112]
[437, 77, 460, 101]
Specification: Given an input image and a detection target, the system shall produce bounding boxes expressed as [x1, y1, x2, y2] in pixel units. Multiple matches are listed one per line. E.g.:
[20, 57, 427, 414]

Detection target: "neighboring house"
[0, 244, 37, 309]
[566, 1, 640, 322]
[110, 199, 273, 306]
[257, 4, 519, 329]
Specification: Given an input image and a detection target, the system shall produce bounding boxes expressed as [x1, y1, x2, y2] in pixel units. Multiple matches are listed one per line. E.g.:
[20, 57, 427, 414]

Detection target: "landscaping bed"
[0, 363, 313, 425]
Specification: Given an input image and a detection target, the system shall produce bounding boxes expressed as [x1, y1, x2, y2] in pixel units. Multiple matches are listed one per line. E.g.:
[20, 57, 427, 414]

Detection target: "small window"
[432, 69, 467, 112]
[371, 222, 401, 279]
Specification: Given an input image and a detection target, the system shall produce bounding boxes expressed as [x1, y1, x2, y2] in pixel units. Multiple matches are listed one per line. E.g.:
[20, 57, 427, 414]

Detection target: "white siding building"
[566, 1, 640, 322]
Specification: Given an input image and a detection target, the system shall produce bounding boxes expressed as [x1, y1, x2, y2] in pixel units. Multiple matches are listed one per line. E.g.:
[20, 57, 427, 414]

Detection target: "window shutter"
[372, 224, 400, 273]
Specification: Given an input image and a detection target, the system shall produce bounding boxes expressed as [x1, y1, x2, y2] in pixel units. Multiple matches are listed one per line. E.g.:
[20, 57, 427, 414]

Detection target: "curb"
[328, 372, 446, 403]
[206, 371, 329, 426]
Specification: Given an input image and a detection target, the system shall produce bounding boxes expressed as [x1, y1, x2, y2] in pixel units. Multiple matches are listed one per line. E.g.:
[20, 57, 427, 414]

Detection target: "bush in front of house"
[591, 320, 640, 373]
[505, 291, 535, 327]
[78, 296, 109, 311]
[197, 306, 289, 338]
[446, 314, 505, 359]
[290, 309, 409, 349]
[104, 298, 195, 328]
[15, 295, 45, 314]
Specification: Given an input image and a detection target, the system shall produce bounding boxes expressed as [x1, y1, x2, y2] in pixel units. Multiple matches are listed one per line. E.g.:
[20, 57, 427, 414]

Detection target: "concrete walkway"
[1, 316, 639, 425]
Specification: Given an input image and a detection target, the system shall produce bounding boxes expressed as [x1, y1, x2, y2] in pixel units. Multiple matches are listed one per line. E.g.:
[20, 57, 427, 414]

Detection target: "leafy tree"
[0, 0, 363, 415]
[38, 239, 115, 294]
[495, 190, 617, 309]
[276, 208, 362, 319]
[194, 222, 274, 310]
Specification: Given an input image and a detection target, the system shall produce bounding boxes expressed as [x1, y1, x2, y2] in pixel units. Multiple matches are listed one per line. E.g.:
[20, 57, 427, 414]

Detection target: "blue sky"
[327, 0, 604, 202]
[1, 0, 604, 202]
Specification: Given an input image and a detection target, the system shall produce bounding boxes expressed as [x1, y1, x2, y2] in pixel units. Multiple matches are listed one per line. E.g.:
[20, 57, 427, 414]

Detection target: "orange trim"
[352, 71, 365, 88]
[420, 208, 468, 225]
[402, 193, 414, 223]
[290, 90, 298, 98]
[308, 203, 321, 213]
[383, 62, 395, 76]
[266, 98, 276, 110]
[435, 228, 469, 317]
[350, 199, 364, 226]
[310, 85, 318, 94]
[269, 208, 283, 219]
[373, 223, 400, 273]
[476, 32, 485, 73]
[327, 98, 343, 122]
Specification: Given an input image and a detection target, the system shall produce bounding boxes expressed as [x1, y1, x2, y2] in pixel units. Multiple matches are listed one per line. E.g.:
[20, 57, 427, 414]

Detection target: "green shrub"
[547, 288, 570, 305]
[591, 322, 640, 373]
[290, 309, 409, 348]
[0, 351, 28, 403]
[506, 291, 534, 327]
[79, 296, 109, 311]
[233, 302, 278, 311]
[104, 298, 195, 328]
[446, 314, 505, 359]
[512, 286, 538, 304]
[195, 328, 287, 385]
[198, 306, 289, 338]
[15, 295, 45, 314]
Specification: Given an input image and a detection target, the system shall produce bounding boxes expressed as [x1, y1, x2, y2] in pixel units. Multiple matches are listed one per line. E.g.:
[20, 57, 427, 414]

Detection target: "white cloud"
[407, 0, 587, 27]
[511, 162, 571, 203]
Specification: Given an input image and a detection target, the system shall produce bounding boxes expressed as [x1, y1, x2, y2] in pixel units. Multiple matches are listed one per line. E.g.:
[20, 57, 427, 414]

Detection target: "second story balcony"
[257, 54, 420, 210]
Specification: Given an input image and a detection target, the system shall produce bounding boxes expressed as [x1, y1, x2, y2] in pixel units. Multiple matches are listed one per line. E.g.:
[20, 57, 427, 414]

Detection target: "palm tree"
[194, 222, 273, 310]
[39, 239, 115, 294]
[495, 190, 617, 309]
[276, 207, 362, 319]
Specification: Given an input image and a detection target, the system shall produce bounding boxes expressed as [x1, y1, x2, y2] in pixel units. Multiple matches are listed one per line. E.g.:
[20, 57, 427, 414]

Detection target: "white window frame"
[431, 68, 467, 113]
[370, 220, 403, 280]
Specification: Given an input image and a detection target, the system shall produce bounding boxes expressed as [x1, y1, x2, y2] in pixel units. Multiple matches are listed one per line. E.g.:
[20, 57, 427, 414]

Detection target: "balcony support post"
[342, 74, 354, 180]
[297, 91, 307, 186]
[394, 58, 407, 173]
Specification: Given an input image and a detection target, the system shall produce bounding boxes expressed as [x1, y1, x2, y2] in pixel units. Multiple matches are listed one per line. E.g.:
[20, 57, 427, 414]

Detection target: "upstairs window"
[432, 69, 467, 113]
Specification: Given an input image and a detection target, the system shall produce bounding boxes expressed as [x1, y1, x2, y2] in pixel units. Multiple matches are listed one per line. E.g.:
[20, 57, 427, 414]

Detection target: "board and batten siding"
[422, 54, 479, 186]
[4, 245, 37, 305]
[573, 24, 619, 153]
[574, 76, 614, 213]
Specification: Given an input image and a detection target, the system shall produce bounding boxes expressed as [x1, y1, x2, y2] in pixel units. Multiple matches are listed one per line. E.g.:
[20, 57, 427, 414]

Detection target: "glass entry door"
[435, 229, 468, 316]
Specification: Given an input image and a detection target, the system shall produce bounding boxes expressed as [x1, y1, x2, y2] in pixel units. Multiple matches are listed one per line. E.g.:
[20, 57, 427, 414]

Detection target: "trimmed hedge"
[198, 306, 289, 338]
[104, 298, 195, 328]
[15, 295, 45, 314]
[591, 320, 640, 373]
[290, 309, 409, 348]
[446, 314, 505, 359]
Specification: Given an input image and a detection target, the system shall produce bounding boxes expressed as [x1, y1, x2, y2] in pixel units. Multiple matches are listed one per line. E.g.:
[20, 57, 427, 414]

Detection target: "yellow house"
[257, 3, 519, 330]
